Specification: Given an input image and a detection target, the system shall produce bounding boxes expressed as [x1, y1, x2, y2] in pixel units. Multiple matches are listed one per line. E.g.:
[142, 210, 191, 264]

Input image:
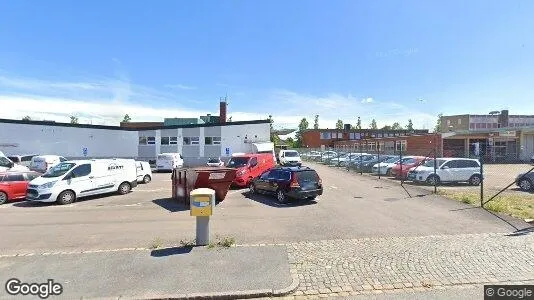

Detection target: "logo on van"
[108, 164, 124, 171]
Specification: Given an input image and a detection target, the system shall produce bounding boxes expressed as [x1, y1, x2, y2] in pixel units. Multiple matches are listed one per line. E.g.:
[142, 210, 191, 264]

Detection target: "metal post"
[359, 140, 363, 173]
[399, 141, 403, 183]
[480, 154, 484, 207]
[433, 148, 437, 194]
[377, 143, 380, 179]
[196, 216, 210, 246]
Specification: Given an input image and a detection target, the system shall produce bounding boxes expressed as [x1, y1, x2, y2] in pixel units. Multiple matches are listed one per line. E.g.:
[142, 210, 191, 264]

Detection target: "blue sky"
[0, 0, 533, 129]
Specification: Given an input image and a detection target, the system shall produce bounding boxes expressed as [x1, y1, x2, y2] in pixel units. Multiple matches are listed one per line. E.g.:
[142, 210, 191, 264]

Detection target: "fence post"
[480, 154, 484, 207]
[359, 140, 363, 174]
[399, 142, 403, 183]
[377, 143, 380, 179]
[433, 149, 437, 194]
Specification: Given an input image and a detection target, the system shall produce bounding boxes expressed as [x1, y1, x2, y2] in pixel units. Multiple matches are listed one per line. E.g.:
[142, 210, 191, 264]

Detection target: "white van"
[0, 156, 30, 172]
[26, 159, 138, 205]
[278, 150, 302, 166]
[136, 161, 152, 183]
[30, 155, 67, 173]
[156, 153, 183, 172]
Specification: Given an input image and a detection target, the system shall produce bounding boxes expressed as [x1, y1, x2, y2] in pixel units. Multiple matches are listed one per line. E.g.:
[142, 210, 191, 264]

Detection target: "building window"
[139, 137, 147, 145]
[170, 137, 178, 144]
[161, 137, 170, 145]
[184, 137, 200, 145]
[458, 119, 462, 125]
[395, 140, 407, 152]
[446, 120, 451, 126]
[470, 123, 475, 129]
[205, 137, 221, 145]
[147, 137, 156, 145]
[320, 132, 330, 139]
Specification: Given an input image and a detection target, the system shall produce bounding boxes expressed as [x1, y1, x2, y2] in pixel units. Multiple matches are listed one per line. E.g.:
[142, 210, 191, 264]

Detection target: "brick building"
[333, 134, 442, 157]
[301, 129, 429, 148]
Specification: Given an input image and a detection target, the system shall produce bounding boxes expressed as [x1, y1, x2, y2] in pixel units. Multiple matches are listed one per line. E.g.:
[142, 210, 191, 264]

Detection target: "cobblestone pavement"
[283, 233, 534, 298]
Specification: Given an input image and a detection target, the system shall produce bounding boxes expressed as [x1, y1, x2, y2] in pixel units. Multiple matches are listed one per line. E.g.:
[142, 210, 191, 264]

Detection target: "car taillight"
[290, 175, 300, 188]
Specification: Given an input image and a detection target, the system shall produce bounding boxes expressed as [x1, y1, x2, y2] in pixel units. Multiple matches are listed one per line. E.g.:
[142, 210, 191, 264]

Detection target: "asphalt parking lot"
[1, 163, 528, 256]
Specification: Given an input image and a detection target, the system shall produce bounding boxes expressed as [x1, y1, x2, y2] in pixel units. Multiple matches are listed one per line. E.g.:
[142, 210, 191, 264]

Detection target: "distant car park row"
[300, 150, 534, 192]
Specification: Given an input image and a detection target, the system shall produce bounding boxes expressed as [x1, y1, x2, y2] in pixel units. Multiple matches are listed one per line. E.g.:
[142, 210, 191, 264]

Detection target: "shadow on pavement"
[151, 246, 193, 257]
[152, 198, 189, 212]
[506, 227, 534, 237]
[13, 201, 53, 208]
[243, 191, 317, 208]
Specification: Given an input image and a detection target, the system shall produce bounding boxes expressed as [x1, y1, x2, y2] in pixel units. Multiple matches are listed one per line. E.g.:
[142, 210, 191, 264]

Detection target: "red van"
[227, 153, 275, 187]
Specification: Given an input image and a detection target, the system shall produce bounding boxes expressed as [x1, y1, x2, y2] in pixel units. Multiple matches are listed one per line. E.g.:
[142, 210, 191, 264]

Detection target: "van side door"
[65, 164, 94, 196]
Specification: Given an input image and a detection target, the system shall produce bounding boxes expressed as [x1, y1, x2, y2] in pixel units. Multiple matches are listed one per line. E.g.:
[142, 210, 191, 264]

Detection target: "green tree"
[295, 118, 309, 147]
[381, 125, 392, 130]
[356, 117, 362, 129]
[391, 122, 402, 130]
[313, 115, 319, 129]
[285, 137, 296, 148]
[434, 113, 443, 133]
[22, 116, 31, 121]
[369, 119, 377, 129]
[406, 119, 414, 131]
[336, 119, 344, 129]
[122, 114, 131, 123]
[70, 116, 79, 124]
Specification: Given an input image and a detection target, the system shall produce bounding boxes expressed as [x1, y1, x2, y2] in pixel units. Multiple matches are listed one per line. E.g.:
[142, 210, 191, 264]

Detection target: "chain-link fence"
[295, 144, 534, 219]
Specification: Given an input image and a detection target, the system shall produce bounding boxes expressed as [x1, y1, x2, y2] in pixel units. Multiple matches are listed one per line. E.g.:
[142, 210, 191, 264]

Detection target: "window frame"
[70, 164, 92, 178]
[161, 137, 170, 146]
[169, 137, 178, 145]
[147, 137, 156, 145]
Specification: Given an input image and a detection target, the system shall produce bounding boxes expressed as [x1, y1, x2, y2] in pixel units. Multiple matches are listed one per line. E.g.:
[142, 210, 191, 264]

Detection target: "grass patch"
[179, 239, 196, 248]
[438, 190, 534, 219]
[149, 237, 164, 250]
[207, 235, 236, 249]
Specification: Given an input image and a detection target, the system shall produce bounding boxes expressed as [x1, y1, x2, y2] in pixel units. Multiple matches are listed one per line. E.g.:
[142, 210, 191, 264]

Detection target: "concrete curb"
[87, 275, 299, 300]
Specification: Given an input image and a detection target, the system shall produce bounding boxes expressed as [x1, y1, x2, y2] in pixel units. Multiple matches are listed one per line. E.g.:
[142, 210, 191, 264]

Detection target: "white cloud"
[164, 84, 197, 90]
[361, 97, 374, 103]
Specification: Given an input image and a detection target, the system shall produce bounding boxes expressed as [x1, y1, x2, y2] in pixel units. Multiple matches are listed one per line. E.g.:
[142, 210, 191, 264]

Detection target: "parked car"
[390, 156, 427, 179]
[0, 171, 41, 204]
[135, 161, 152, 184]
[319, 151, 338, 162]
[372, 156, 404, 175]
[358, 155, 397, 173]
[29, 155, 67, 173]
[278, 150, 302, 166]
[0, 156, 30, 172]
[407, 158, 482, 185]
[249, 166, 323, 204]
[303, 151, 321, 160]
[26, 159, 138, 205]
[516, 172, 534, 192]
[207, 157, 225, 167]
[348, 154, 375, 169]
[531, 155, 534, 164]
[227, 153, 276, 188]
[337, 153, 365, 167]
[156, 153, 184, 172]
[6, 154, 39, 168]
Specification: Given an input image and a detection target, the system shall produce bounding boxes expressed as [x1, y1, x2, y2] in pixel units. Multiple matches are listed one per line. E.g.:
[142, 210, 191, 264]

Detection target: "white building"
[0, 118, 271, 166]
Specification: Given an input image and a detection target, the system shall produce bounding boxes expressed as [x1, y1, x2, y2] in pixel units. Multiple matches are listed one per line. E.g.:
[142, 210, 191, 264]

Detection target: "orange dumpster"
[171, 167, 237, 205]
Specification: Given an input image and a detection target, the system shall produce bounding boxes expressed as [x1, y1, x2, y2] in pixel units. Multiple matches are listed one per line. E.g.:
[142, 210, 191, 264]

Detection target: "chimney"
[219, 99, 227, 124]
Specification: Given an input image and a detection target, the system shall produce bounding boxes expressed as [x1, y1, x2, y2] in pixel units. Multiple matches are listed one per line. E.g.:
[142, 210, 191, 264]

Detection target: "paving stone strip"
[285, 233, 534, 297]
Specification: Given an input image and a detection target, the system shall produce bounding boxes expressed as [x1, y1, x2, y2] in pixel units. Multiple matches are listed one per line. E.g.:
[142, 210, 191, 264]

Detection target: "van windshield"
[157, 155, 173, 160]
[0, 157, 12, 167]
[42, 163, 76, 178]
[227, 157, 249, 168]
[284, 151, 299, 157]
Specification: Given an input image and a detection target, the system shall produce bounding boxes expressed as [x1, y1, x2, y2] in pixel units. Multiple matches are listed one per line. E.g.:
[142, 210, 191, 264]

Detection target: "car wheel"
[143, 175, 151, 184]
[118, 182, 131, 195]
[518, 178, 533, 192]
[0, 192, 8, 205]
[249, 182, 256, 194]
[57, 190, 75, 205]
[426, 175, 441, 186]
[276, 189, 287, 204]
[468, 175, 482, 186]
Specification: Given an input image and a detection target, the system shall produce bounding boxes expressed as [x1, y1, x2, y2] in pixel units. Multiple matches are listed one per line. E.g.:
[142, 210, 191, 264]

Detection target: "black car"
[516, 172, 533, 192]
[249, 166, 323, 203]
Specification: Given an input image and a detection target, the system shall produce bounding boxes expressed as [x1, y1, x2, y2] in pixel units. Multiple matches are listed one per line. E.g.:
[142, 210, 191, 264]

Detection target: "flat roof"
[0, 118, 270, 131]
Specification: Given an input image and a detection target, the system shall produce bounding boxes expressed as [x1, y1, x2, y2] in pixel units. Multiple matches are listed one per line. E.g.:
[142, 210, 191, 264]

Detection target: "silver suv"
[407, 157, 482, 186]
